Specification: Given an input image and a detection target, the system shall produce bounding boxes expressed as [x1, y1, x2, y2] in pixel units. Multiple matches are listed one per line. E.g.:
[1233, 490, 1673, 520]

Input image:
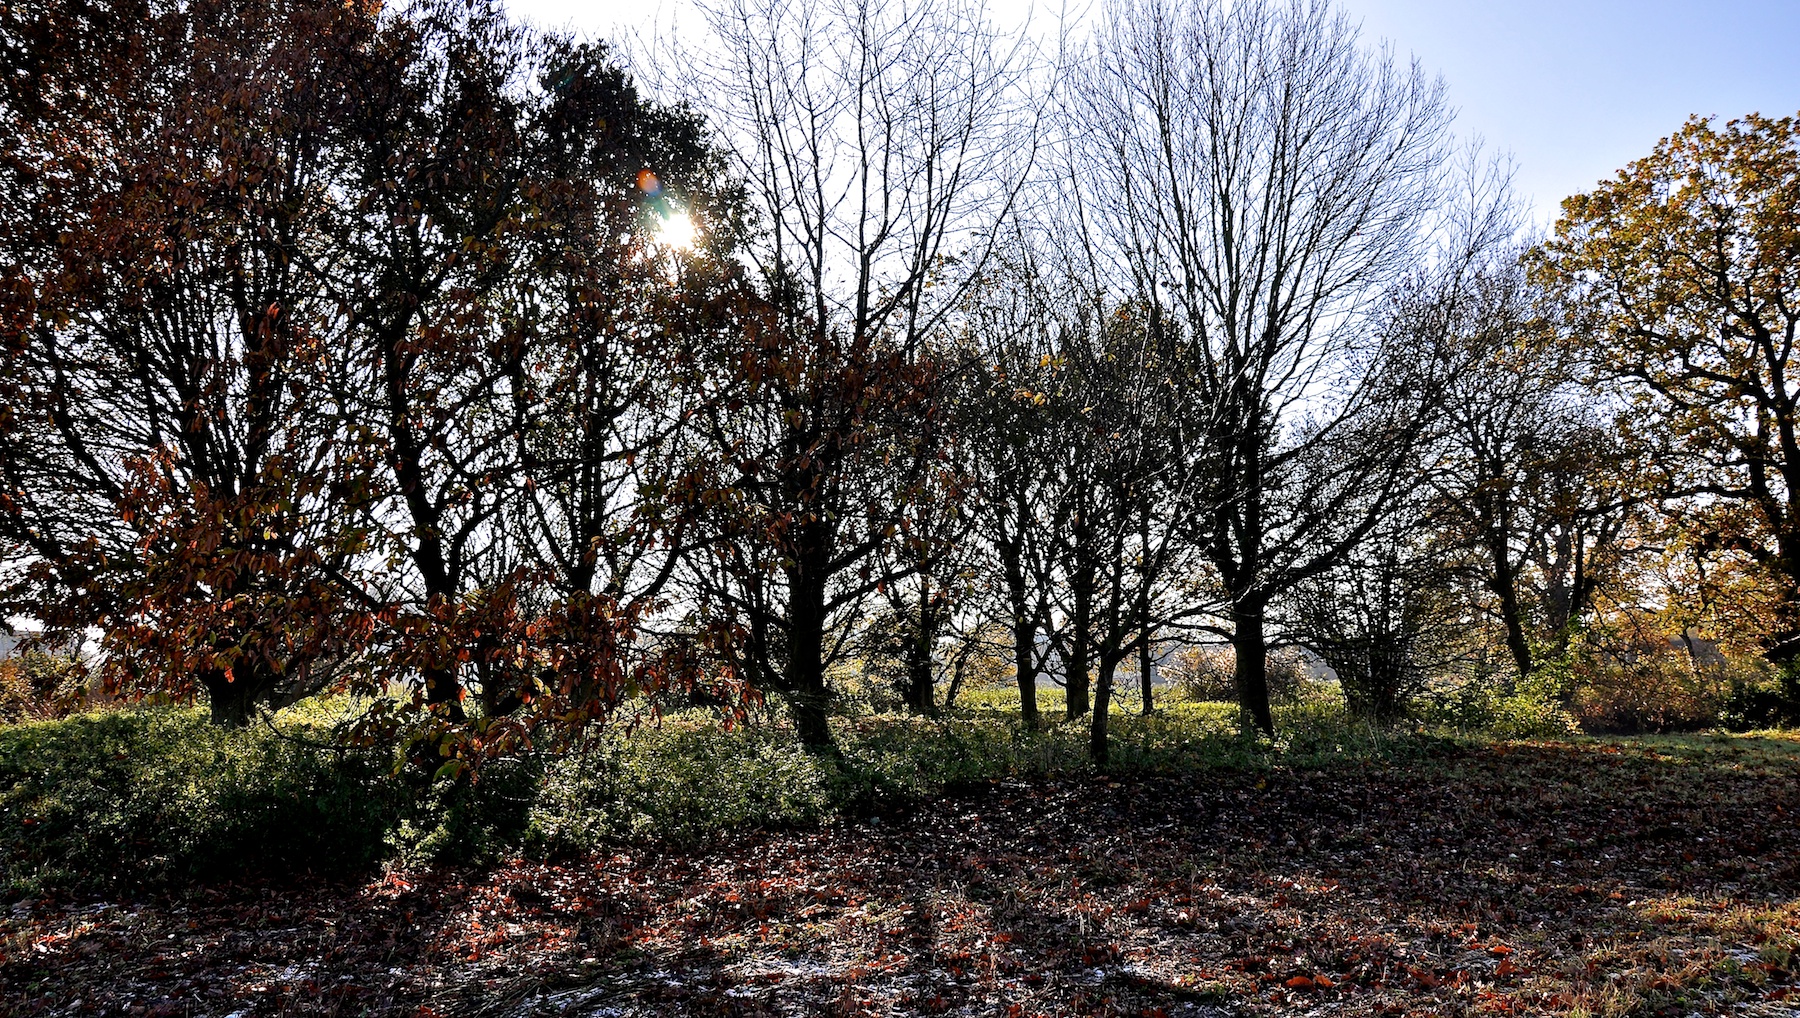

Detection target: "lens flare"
[657, 210, 698, 250]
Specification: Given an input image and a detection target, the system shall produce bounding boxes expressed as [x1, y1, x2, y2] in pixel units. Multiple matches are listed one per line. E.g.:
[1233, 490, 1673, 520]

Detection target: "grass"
[524, 690, 1484, 856]
[4, 690, 1799, 1017]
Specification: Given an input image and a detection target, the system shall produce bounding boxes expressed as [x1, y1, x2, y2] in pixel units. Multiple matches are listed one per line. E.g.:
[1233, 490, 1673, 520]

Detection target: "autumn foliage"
[0, 0, 1797, 765]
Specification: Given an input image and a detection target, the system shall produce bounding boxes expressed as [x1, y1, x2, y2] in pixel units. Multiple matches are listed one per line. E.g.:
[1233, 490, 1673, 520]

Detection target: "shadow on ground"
[5, 736, 1800, 1016]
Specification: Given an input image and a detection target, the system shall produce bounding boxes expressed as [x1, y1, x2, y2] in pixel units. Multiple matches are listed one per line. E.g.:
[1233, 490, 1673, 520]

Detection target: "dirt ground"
[6, 736, 1800, 1017]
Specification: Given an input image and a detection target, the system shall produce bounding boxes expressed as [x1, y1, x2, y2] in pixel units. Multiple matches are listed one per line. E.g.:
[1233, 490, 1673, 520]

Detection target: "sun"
[656, 209, 699, 251]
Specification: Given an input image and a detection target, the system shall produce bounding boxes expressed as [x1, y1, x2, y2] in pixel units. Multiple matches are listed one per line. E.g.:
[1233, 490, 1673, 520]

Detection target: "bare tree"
[1065, 0, 1461, 734]
[658, 0, 1038, 749]
[961, 249, 1066, 726]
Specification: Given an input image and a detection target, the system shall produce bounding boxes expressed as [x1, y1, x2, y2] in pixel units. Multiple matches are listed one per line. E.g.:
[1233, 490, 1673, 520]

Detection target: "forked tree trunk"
[1013, 614, 1040, 726]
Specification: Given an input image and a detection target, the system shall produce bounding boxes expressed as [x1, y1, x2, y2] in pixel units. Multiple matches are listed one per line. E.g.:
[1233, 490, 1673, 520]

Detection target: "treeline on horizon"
[1, 0, 1797, 764]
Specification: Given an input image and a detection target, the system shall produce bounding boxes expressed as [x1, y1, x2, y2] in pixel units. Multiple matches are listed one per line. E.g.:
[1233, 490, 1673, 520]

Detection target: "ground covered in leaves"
[6, 735, 1800, 1017]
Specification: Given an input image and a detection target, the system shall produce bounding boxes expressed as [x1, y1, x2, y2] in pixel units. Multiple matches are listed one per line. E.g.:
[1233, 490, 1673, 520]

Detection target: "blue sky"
[507, 0, 1800, 222]
[1348, 0, 1800, 221]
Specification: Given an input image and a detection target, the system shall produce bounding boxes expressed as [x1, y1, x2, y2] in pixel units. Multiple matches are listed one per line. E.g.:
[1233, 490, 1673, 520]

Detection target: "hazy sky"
[504, 0, 1800, 223]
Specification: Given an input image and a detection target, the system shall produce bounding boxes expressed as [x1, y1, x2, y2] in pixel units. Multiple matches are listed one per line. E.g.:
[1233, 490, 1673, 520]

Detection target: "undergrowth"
[0, 689, 1755, 896]
[0, 709, 402, 897]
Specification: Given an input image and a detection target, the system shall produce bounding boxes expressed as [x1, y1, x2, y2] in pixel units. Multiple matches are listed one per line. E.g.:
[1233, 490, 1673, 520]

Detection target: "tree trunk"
[1090, 655, 1116, 767]
[1064, 636, 1091, 719]
[945, 646, 971, 708]
[1493, 575, 1534, 682]
[1066, 530, 1095, 719]
[201, 667, 260, 728]
[423, 665, 466, 721]
[1139, 638, 1155, 715]
[1766, 532, 1800, 662]
[1012, 614, 1040, 726]
[903, 583, 936, 714]
[904, 642, 935, 714]
[1487, 533, 1534, 681]
[1232, 598, 1274, 737]
[1138, 503, 1155, 715]
[1001, 536, 1041, 726]
[789, 691, 834, 750]
[785, 557, 837, 752]
[477, 658, 525, 718]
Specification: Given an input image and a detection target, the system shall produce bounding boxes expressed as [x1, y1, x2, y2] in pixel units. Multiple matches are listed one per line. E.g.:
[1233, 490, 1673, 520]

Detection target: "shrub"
[1719, 660, 1800, 731]
[0, 708, 405, 895]
[1572, 657, 1730, 733]
[0, 649, 91, 723]
[529, 717, 845, 851]
[392, 751, 545, 866]
[1415, 683, 1579, 739]
[1169, 646, 1310, 704]
[526, 702, 1447, 855]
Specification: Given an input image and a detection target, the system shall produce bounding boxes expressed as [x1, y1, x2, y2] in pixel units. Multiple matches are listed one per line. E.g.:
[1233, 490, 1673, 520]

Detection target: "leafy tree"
[1428, 257, 1644, 684]
[1540, 112, 1800, 662]
[0, 0, 383, 724]
[960, 253, 1066, 727]
[316, 0, 734, 727]
[0, 0, 731, 736]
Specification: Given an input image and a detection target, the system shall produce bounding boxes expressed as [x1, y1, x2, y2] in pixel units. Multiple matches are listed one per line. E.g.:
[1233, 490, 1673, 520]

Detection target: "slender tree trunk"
[1000, 535, 1041, 726]
[1139, 634, 1155, 716]
[1138, 503, 1155, 715]
[904, 582, 936, 714]
[945, 647, 970, 708]
[1232, 597, 1274, 736]
[1489, 551, 1535, 682]
[1065, 612, 1092, 719]
[1066, 519, 1095, 719]
[1090, 654, 1116, 767]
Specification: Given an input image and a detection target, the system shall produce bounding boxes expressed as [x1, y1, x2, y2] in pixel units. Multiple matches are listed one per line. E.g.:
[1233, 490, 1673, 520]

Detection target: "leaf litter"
[5, 736, 1800, 1017]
